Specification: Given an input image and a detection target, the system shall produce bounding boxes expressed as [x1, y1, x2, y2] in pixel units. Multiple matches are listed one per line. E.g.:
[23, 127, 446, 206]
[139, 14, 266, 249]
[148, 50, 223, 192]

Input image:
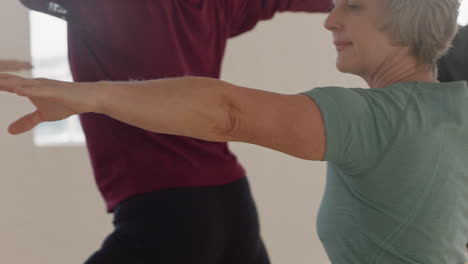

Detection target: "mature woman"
[0, 0, 465, 263]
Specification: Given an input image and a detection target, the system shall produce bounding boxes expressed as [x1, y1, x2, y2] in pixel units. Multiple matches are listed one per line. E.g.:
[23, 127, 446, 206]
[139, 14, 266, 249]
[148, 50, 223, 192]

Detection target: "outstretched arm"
[0, 74, 325, 160]
[0, 60, 32, 72]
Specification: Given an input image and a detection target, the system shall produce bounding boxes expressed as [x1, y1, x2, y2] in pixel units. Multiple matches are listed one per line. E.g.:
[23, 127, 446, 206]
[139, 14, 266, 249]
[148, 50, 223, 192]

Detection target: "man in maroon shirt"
[19, 1, 331, 263]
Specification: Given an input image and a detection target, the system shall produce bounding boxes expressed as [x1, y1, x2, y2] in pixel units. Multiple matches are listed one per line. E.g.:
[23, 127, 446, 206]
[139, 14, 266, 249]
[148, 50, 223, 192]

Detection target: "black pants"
[84, 178, 270, 264]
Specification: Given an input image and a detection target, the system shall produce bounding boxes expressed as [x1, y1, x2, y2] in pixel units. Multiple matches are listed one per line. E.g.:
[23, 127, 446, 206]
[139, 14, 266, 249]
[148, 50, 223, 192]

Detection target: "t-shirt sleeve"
[302, 87, 392, 175]
[19, 0, 72, 20]
[224, 0, 332, 37]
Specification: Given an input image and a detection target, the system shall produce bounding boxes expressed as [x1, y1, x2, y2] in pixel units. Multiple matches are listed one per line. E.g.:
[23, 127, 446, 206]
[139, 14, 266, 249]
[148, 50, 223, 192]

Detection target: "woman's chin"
[336, 63, 351, 74]
[336, 61, 362, 75]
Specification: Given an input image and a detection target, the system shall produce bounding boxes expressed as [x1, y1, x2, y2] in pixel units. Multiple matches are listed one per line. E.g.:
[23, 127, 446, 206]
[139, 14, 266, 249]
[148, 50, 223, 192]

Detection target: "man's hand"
[0, 60, 32, 72]
[0, 73, 100, 135]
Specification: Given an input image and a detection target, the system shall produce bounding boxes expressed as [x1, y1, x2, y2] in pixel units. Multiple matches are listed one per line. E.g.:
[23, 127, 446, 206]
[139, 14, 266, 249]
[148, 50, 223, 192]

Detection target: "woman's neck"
[363, 50, 437, 89]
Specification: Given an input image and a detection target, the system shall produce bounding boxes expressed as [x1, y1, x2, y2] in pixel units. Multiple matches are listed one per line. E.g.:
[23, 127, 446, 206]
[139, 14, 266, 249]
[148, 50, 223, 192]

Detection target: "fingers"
[13, 85, 48, 98]
[8, 110, 44, 135]
[0, 73, 23, 79]
[0, 75, 38, 93]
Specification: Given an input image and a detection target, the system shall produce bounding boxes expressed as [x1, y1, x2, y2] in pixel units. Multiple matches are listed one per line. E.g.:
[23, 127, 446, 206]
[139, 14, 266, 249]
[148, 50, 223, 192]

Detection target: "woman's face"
[324, 0, 406, 77]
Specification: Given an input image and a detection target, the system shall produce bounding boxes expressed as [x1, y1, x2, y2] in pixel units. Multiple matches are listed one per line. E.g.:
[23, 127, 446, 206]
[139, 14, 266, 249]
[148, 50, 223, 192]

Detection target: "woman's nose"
[324, 8, 343, 32]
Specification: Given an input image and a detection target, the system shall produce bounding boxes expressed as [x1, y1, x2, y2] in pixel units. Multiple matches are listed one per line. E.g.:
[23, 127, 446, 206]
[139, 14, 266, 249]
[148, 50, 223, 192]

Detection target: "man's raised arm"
[224, 0, 332, 37]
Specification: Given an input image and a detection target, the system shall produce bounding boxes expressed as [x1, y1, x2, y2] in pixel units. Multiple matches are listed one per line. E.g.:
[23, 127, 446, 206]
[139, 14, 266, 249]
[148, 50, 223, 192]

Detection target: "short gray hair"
[381, 0, 460, 66]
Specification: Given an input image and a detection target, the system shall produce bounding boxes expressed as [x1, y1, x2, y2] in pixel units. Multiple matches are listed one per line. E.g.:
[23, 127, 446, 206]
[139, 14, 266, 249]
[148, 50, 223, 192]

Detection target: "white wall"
[0, 2, 111, 263]
[0, 1, 365, 263]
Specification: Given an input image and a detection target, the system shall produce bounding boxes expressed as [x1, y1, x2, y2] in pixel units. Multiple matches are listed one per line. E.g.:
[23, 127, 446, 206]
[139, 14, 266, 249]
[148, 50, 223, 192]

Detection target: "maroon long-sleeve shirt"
[20, 0, 331, 211]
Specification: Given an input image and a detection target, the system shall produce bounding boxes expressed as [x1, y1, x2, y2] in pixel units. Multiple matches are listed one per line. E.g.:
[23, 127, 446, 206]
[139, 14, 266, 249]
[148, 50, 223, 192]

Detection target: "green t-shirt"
[303, 81, 468, 264]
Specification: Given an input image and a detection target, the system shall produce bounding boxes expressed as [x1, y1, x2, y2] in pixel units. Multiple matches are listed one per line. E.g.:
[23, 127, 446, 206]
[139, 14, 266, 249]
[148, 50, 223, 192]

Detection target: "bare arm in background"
[0, 60, 32, 72]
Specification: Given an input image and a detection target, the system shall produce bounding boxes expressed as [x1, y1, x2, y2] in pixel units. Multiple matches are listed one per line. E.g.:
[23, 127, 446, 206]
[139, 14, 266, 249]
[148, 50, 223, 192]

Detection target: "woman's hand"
[0, 60, 32, 72]
[0, 73, 101, 135]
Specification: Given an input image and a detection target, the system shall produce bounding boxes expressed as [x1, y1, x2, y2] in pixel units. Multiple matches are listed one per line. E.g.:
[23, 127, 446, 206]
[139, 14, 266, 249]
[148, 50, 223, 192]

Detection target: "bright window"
[29, 11, 85, 147]
[459, 0, 468, 26]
